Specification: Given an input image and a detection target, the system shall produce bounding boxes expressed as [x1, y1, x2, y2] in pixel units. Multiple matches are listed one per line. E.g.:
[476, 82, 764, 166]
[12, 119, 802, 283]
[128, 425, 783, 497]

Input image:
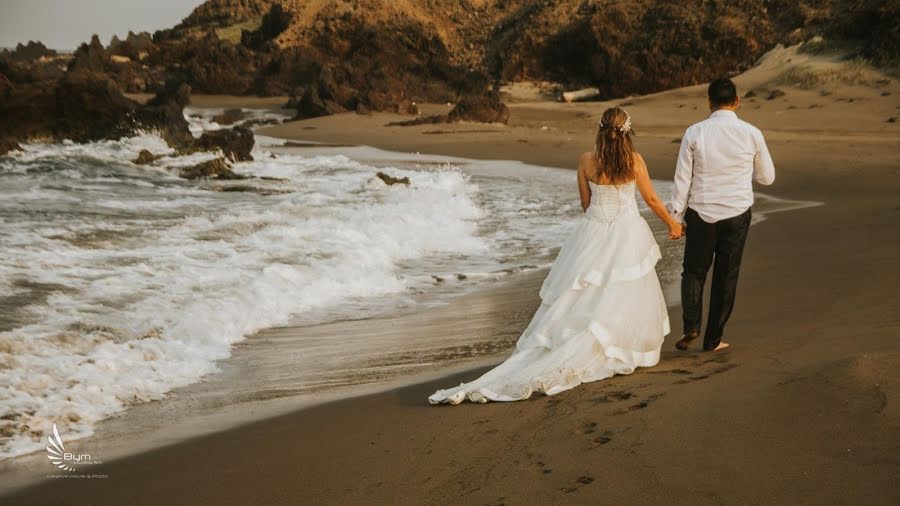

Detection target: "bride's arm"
[634, 153, 683, 239]
[577, 153, 592, 212]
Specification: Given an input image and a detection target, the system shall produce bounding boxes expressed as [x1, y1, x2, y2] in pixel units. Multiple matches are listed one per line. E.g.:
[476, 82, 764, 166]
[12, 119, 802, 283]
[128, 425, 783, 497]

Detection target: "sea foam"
[0, 130, 495, 459]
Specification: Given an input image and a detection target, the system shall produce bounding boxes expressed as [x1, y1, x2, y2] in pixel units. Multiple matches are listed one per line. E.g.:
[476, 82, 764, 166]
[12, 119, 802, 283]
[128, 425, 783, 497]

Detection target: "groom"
[669, 77, 775, 352]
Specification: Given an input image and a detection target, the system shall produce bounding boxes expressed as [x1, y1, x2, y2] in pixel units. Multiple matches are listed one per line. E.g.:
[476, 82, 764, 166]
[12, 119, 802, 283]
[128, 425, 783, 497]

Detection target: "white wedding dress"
[428, 180, 670, 404]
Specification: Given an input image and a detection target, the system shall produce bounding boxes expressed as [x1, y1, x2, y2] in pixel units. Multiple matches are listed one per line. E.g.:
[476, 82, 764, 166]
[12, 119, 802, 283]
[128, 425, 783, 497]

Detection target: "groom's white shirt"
[669, 109, 775, 223]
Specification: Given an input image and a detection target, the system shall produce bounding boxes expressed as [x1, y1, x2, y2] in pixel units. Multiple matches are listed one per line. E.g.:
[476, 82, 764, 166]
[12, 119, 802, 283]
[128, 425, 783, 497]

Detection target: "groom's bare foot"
[710, 341, 730, 351]
[675, 331, 700, 351]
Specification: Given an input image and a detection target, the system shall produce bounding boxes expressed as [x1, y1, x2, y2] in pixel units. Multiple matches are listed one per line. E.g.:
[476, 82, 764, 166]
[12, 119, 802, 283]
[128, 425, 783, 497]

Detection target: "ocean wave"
[0, 132, 494, 459]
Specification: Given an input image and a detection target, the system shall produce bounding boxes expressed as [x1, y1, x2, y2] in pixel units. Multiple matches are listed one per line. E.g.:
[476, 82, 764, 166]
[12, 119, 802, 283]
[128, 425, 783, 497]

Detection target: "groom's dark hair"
[708, 78, 738, 108]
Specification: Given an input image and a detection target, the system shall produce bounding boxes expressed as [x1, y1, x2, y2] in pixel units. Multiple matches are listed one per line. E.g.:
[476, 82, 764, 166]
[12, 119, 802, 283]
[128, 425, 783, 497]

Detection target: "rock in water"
[375, 172, 411, 186]
[211, 108, 246, 125]
[179, 157, 243, 180]
[54, 72, 139, 142]
[133, 149, 162, 165]
[0, 139, 21, 156]
[194, 126, 255, 162]
[136, 81, 194, 148]
[448, 91, 509, 124]
[767, 89, 786, 100]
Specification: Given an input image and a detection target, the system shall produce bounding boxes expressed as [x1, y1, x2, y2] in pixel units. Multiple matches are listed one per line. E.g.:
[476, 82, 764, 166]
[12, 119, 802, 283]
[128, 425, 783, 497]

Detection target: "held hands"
[668, 221, 685, 240]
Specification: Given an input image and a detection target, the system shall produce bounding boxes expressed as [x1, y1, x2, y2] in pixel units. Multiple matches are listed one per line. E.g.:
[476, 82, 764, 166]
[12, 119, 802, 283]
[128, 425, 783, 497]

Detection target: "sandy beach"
[5, 46, 900, 504]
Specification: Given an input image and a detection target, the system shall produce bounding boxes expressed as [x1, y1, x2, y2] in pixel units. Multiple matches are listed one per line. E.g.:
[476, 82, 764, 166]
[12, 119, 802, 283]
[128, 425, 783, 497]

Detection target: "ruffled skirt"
[428, 212, 669, 404]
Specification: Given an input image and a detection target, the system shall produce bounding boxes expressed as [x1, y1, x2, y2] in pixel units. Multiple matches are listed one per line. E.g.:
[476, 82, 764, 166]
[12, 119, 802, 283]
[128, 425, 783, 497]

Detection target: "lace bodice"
[586, 180, 640, 224]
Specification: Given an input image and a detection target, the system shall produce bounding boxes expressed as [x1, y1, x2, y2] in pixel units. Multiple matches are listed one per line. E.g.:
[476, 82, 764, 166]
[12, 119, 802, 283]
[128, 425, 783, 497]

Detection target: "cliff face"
[229, 0, 898, 101]
[1, 0, 896, 137]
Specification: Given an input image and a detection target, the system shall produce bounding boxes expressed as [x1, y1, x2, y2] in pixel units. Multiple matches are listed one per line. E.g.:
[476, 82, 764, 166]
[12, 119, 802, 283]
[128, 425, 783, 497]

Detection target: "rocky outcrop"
[0, 139, 21, 157]
[0, 62, 195, 153]
[194, 126, 255, 161]
[8, 41, 57, 62]
[0, 47, 67, 84]
[136, 81, 195, 147]
[375, 172, 410, 186]
[289, 83, 346, 119]
[108, 32, 155, 61]
[68, 35, 149, 92]
[54, 71, 140, 142]
[448, 90, 509, 124]
[386, 89, 509, 127]
[4, 0, 896, 146]
[173, 0, 275, 31]
[241, 3, 292, 49]
[211, 108, 246, 125]
[178, 157, 243, 180]
[133, 149, 163, 164]
[147, 31, 258, 94]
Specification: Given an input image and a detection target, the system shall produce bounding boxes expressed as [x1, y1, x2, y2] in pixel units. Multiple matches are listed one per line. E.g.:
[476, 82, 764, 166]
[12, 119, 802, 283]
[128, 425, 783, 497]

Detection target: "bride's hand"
[668, 222, 684, 240]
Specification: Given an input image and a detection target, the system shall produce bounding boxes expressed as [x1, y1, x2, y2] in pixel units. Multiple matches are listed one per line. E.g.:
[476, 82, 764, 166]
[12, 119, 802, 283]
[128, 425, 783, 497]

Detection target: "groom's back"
[679, 110, 772, 220]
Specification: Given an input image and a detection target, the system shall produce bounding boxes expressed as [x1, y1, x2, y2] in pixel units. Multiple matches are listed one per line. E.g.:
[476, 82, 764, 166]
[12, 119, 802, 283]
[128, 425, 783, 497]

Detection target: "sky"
[0, 0, 206, 50]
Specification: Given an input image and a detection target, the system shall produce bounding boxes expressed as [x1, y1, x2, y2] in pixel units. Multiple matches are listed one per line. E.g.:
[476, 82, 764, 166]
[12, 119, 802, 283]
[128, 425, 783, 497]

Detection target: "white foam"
[0, 135, 493, 459]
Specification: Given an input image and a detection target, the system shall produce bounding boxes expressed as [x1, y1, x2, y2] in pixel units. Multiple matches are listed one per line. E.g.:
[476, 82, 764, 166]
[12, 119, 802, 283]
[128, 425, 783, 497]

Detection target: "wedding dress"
[428, 180, 670, 404]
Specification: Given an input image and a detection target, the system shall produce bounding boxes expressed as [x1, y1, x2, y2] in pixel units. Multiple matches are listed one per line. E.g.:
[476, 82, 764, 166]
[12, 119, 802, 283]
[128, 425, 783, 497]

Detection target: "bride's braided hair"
[593, 107, 635, 184]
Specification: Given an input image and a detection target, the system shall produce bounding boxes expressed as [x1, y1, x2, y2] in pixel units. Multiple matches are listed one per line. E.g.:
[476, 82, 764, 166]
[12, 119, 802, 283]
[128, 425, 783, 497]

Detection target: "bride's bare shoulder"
[632, 151, 648, 171]
[578, 151, 593, 171]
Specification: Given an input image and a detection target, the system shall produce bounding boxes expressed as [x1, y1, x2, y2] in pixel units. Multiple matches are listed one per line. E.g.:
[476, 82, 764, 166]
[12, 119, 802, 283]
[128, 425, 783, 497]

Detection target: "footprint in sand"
[560, 475, 595, 493]
[613, 393, 664, 415]
[590, 390, 635, 405]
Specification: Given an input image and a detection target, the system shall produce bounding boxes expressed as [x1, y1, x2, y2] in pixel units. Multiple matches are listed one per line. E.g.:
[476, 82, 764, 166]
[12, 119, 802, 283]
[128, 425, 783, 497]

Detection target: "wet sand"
[6, 47, 900, 504]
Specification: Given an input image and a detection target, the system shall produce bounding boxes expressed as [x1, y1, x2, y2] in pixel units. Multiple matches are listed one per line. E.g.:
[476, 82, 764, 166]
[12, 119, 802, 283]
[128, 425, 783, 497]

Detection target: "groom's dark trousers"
[681, 207, 752, 350]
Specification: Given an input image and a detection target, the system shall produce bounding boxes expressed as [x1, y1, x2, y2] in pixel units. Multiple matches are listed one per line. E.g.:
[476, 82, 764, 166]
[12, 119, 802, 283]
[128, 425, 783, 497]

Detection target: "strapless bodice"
[586, 180, 640, 224]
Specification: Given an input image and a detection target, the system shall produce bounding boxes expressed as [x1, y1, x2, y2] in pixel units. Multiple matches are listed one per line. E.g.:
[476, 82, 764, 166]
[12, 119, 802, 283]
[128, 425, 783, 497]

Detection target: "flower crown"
[598, 113, 632, 134]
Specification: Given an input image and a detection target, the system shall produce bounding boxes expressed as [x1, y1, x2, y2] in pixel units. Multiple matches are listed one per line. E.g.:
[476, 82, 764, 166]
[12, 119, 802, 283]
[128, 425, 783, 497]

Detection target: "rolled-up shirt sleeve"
[668, 129, 694, 222]
[752, 130, 775, 185]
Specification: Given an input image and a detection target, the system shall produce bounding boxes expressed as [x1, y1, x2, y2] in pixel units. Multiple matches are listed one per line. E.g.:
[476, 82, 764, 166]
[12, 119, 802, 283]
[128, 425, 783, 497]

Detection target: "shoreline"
[0, 126, 814, 494]
[6, 63, 900, 502]
[0, 107, 812, 495]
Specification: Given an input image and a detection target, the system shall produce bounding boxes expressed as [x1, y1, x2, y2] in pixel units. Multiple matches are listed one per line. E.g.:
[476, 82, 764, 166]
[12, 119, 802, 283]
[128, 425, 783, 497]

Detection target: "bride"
[429, 107, 682, 404]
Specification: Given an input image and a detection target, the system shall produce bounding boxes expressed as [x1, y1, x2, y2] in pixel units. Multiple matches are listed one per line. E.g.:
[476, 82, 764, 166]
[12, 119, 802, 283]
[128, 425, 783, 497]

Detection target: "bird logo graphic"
[46, 423, 76, 472]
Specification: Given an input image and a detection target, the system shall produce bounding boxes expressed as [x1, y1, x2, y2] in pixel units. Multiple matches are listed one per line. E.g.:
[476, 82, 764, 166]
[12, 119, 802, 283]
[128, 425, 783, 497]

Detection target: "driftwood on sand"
[561, 88, 600, 102]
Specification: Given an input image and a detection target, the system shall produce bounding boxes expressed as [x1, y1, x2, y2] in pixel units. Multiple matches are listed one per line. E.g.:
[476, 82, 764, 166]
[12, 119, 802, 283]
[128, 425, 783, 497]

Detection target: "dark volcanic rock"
[133, 149, 162, 165]
[136, 81, 194, 148]
[0, 139, 22, 156]
[242, 4, 292, 49]
[0, 66, 194, 152]
[448, 90, 509, 124]
[172, 0, 275, 31]
[211, 108, 246, 125]
[375, 172, 411, 186]
[387, 89, 509, 126]
[68, 34, 151, 92]
[386, 115, 448, 127]
[194, 126, 255, 162]
[291, 83, 345, 119]
[54, 72, 139, 142]
[10, 41, 57, 62]
[148, 31, 257, 94]
[108, 31, 155, 60]
[179, 157, 242, 180]
[68, 35, 112, 74]
[0, 50, 66, 84]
